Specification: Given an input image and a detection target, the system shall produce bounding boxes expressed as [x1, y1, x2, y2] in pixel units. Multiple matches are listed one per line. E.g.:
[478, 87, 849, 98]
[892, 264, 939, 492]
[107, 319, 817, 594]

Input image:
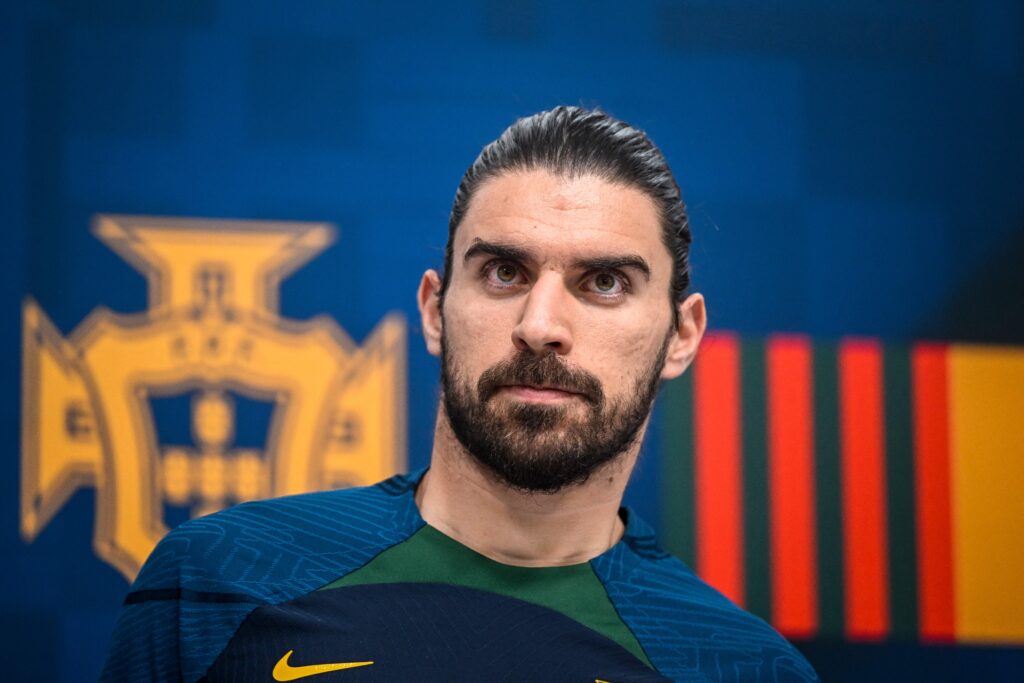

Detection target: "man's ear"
[661, 293, 707, 380]
[417, 269, 444, 357]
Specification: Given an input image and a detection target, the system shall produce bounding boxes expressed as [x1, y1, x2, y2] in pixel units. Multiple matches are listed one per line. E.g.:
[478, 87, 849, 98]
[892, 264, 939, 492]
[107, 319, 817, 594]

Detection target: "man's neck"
[414, 412, 641, 567]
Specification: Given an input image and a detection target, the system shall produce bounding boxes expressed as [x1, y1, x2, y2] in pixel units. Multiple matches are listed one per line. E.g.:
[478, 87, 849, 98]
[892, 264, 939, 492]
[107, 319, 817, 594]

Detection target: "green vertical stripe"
[813, 341, 845, 636]
[741, 338, 771, 621]
[883, 343, 919, 638]
[661, 371, 695, 567]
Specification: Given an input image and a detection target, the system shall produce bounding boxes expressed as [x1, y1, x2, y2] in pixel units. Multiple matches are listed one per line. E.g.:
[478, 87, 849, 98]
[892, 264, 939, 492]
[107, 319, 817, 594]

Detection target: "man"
[102, 107, 819, 682]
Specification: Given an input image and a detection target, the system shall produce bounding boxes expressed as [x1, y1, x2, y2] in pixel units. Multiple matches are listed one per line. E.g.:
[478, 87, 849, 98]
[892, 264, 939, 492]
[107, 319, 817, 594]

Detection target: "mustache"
[477, 352, 604, 405]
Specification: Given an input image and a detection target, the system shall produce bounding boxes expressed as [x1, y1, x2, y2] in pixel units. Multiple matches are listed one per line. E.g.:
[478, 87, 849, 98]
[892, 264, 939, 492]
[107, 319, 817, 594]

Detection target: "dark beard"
[440, 334, 669, 493]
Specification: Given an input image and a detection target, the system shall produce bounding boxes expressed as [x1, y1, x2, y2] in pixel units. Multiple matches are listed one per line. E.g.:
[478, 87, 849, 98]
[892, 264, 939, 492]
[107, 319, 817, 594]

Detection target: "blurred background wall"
[3, 1, 1023, 680]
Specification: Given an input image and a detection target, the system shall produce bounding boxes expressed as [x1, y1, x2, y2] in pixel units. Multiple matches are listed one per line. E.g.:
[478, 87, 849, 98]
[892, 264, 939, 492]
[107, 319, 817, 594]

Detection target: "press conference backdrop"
[4, 1, 1023, 681]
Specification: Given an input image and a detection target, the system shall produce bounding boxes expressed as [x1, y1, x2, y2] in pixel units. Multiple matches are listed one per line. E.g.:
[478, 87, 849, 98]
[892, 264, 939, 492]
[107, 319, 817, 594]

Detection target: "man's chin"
[472, 451, 610, 494]
[448, 408, 627, 493]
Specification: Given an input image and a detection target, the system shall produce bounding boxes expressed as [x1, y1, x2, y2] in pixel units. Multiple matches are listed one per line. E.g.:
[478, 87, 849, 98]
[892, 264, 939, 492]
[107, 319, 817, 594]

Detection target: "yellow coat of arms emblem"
[21, 215, 406, 580]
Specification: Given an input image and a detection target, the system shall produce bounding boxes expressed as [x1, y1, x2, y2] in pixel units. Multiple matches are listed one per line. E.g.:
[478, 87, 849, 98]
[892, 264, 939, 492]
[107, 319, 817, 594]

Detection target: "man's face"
[433, 169, 680, 493]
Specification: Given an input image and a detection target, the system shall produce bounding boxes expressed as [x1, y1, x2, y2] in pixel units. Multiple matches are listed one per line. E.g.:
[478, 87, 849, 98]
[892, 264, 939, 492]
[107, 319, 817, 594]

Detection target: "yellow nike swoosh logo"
[272, 650, 374, 681]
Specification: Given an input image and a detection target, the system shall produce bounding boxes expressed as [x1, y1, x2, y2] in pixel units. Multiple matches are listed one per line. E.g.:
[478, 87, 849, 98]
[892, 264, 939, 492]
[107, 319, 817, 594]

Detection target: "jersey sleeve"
[592, 514, 821, 682]
[99, 473, 426, 682]
[98, 518, 268, 683]
[99, 531, 185, 682]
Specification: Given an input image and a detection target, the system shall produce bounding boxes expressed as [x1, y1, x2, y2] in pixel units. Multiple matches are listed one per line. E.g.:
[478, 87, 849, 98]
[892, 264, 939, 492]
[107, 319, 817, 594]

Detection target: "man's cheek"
[456, 309, 513, 352]
[584, 326, 650, 373]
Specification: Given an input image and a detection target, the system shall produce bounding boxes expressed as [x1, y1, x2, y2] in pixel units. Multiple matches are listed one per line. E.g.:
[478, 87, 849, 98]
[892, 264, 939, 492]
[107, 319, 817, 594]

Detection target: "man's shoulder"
[595, 522, 820, 682]
[173, 469, 419, 541]
[131, 471, 424, 600]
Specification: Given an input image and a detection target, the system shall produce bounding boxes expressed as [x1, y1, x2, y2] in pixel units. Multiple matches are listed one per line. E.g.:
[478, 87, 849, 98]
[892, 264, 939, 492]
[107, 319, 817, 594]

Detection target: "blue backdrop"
[3, 1, 1023, 680]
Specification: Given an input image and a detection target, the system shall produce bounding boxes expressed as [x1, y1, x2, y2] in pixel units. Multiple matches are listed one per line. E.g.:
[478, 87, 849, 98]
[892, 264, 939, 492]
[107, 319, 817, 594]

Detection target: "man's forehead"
[453, 170, 667, 263]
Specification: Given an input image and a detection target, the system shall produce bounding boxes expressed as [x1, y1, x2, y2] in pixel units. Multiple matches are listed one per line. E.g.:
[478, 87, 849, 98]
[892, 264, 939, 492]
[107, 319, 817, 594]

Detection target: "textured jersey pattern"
[592, 514, 819, 682]
[102, 470, 819, 682]
[102, 473, 423, 682]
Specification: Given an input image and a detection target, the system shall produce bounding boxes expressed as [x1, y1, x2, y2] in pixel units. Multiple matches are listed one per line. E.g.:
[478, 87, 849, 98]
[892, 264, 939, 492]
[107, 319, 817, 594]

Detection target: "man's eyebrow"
[463, 239, 651, 280]
[463, 239, 535, 264]
[573, 255, 651, 281]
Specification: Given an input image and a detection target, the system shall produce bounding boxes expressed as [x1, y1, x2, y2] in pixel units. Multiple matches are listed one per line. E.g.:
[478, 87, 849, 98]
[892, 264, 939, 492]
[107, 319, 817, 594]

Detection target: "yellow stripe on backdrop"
[949, 345, 1024, 643]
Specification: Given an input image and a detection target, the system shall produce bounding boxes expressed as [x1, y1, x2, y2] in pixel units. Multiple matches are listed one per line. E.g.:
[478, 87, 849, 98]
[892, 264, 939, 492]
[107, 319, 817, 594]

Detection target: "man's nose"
[511, 272, 574, 355]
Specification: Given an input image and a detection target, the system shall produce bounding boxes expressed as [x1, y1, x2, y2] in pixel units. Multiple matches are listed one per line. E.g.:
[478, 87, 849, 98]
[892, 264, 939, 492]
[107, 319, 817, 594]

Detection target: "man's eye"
[484, 262, 523, 287]
[587, 271, 627, 296]
[495, 264, 518, 283]
[594, 273, 617, 291]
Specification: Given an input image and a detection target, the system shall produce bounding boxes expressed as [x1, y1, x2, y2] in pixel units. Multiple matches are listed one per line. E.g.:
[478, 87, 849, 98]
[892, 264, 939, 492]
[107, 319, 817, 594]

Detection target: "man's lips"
[500, 384, 586, 402]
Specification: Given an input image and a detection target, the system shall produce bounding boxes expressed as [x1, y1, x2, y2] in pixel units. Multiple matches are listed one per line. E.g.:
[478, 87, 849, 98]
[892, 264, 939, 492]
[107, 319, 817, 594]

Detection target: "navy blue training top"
[101, 469, 819, 682]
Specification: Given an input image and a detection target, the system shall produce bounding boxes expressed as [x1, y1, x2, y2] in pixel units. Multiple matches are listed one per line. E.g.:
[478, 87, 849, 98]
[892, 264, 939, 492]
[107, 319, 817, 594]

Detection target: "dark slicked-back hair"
[442, 106, 692, 322]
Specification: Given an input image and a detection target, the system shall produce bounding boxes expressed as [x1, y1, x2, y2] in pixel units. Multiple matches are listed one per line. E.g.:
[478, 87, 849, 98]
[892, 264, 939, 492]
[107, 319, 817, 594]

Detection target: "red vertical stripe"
[912, 344, 955, 642]
[694, 333, 745, 606]
[839, 339, 890, 639]
[766, 336, 819, 638]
